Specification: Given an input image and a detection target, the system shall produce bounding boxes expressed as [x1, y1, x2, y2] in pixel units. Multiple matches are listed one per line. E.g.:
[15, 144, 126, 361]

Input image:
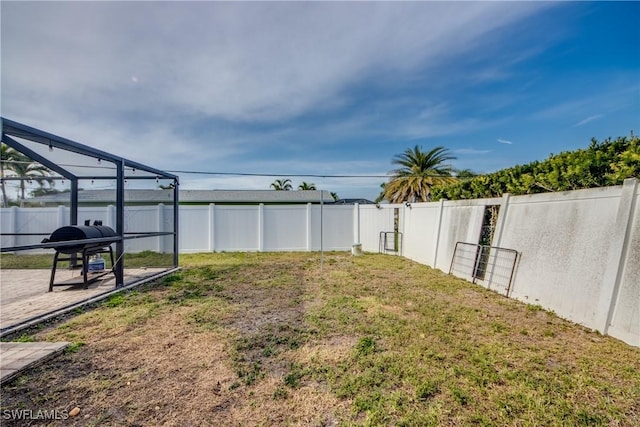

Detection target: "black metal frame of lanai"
[0, 117, 179, 286]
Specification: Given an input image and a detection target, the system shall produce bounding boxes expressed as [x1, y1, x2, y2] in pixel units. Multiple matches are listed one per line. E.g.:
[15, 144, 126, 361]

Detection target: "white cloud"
[573, 114, 603, 127]
[3, 2, 552, 123]
[1, 1, 555, 198]
[497, 138, 513, 144]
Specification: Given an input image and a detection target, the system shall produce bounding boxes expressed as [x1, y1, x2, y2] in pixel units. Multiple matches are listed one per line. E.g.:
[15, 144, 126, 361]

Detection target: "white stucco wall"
[605, 184, 640, 345]
[388, 183, 638, 347]
[435, 201, 489, 271]
[494, 187, 621, 329]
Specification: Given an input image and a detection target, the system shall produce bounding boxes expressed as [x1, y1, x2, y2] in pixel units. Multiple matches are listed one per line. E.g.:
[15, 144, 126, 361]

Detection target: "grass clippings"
[1, 252, 639, 426]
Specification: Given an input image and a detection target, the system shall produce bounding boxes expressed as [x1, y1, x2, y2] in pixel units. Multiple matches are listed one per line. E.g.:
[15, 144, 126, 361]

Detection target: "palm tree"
[0, 143, 15, 207]
[270, 178, 292, 191]
[298, 181, 316, 190]
[1, 147, 52, 201]
[382, 145, 457, 203]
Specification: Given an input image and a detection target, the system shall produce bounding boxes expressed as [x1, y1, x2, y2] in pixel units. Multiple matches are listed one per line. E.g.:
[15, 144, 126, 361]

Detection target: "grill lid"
[47, 225, 116, 242]
[42, 225, 117, 253]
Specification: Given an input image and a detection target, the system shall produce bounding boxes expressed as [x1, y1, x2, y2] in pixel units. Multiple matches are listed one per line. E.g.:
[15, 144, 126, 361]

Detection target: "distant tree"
[298, 182, 316, 190]
[270, 178, 293, 191]
[455, 169, 478, 179]
[330, 192, 339, 201]
[382, 145, 457, 203]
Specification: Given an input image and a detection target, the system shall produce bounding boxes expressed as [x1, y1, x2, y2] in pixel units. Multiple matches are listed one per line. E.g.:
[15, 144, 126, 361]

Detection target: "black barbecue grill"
[43, 221, 118, 291]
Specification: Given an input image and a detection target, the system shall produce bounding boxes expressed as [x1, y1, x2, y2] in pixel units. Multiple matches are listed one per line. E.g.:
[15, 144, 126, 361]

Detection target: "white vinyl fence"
[178, 204, 355, 253]
[1, 179, 638, 347]
[0, 203, 355, 254]
[0, 204, 175, 254]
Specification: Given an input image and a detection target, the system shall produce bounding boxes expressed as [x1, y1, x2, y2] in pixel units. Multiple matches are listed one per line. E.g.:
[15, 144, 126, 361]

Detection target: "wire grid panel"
[474, 247, 519, 295]
[449, 242, 518, 296]
[448, 242, 479, 282]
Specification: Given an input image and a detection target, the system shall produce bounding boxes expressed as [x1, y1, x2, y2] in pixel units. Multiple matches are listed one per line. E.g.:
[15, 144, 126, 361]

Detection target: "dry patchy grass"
[1, 252, 639, 426]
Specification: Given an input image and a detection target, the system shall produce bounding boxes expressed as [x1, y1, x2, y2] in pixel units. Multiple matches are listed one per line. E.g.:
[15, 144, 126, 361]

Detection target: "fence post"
[9, 206, 18, 249]
[306, 203, 312, 251]
[57, 205, 66, 228]
[157, 203, 165, 253]
[432, 199, 446, 268]
[595, 178, 638, 335]
[106, 205, 115, 229]
[492, 193, 511, 248]
[354, 203, 360, 245]
[208, 203, 216, 252]
[258, 203, 264, 252]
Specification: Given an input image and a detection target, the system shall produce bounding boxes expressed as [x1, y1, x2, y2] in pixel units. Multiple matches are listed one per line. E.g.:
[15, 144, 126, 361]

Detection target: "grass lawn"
[1, 252, 639, 426]
[0, 251, 175, 270]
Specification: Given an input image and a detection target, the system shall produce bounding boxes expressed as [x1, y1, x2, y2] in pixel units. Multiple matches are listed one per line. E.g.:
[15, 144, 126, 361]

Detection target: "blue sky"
[2, 1, 639, 201]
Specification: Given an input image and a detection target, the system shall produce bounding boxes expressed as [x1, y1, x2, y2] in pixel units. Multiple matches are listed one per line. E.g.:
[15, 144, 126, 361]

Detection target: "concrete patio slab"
[0, 341, 70, 385]
[0, 268, 172, 334]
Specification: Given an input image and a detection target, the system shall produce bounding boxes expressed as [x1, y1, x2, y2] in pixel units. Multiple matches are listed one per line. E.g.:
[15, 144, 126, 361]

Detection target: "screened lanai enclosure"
[0, 117, 179, 333]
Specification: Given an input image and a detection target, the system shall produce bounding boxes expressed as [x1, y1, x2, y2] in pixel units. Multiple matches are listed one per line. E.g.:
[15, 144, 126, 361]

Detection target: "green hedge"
[432, 136, 640, 201]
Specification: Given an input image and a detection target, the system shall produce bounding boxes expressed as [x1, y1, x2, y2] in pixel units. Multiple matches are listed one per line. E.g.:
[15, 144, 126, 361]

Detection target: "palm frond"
[384, 145, 457, 203]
